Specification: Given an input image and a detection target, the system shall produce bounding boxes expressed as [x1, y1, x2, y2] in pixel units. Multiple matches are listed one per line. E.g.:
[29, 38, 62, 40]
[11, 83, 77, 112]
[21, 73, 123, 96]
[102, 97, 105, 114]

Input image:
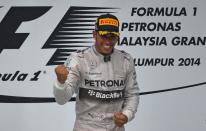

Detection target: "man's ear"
[93, 31, 97, 38]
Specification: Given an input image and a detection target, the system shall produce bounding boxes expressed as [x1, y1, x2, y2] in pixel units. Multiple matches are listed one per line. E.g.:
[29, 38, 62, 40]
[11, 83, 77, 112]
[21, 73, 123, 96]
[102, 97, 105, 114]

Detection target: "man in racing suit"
[53, 14, 139, 131]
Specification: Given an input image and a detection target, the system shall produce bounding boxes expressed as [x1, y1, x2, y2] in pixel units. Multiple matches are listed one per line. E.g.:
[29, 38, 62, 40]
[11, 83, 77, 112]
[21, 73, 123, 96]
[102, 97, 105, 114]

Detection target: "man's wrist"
[122, 110, 133, 122]
[55, 79, 65, 88]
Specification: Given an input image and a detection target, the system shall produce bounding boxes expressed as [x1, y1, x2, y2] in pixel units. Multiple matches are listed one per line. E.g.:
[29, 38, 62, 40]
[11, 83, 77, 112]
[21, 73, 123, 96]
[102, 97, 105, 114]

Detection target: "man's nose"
[104, 38, 111, 44]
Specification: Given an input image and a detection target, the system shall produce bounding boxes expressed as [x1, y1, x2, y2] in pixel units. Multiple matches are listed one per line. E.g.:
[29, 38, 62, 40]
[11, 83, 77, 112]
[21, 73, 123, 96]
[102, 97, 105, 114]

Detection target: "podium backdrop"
[0, 0, 206, 131]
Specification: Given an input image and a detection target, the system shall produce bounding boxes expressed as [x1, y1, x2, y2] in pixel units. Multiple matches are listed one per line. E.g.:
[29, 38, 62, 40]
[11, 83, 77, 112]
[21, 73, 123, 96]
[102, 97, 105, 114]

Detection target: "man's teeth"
[104, 45, 110, 48]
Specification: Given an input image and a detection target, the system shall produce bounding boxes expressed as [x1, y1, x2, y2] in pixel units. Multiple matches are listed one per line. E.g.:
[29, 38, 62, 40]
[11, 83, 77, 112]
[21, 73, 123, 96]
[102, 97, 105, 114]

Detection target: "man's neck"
[94, 46, 113, 56]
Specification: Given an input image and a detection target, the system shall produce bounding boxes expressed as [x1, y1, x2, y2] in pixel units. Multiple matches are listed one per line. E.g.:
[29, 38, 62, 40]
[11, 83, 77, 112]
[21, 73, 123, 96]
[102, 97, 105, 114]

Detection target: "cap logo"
[98, 31, 120, 36]
[99, 18, 118, 27]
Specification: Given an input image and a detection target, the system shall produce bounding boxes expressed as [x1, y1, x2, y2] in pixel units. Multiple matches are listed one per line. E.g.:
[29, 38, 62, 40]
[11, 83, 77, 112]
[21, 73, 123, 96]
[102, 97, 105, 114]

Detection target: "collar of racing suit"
[92, 45, 114, 62]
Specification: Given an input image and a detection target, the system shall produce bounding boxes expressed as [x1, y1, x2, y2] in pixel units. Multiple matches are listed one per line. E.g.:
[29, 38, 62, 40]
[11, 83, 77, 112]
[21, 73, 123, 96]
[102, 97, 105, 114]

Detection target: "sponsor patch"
[79, 88, 124, 102]
[99, 18, 118, 27]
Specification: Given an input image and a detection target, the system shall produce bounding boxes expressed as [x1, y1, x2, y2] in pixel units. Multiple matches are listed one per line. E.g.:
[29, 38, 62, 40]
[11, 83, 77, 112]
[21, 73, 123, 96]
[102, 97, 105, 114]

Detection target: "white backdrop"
[0, 0, 206, 131]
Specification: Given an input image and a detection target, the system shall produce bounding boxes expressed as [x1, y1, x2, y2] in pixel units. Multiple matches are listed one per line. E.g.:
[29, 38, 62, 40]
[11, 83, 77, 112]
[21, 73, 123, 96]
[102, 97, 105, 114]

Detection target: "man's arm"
[53, 54, 80, 105]
[113, 54, 139, 127]
[122, 64, 139, 122]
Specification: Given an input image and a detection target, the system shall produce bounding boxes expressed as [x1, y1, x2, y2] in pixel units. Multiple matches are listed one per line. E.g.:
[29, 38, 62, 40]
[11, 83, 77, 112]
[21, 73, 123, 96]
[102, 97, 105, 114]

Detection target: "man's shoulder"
[73, 47, 91, 58]
[64, 47, 91, 68]
[115, 49, 133, 61]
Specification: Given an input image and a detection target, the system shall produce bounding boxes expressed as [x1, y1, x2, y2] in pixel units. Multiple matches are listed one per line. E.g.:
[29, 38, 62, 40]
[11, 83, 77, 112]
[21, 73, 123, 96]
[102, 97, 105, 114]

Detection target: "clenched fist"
[55, 64, 69, 84]
[113, 112, 128, 127]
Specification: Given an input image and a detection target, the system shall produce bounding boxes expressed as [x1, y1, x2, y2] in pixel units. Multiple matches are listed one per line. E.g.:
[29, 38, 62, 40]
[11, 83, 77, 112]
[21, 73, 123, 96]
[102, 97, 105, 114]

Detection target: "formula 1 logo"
[0, 6, 118, 65]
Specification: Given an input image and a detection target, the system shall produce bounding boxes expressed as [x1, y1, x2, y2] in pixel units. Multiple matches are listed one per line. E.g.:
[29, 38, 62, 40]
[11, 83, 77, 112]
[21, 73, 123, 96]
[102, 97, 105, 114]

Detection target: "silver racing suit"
[53, 45, 139, 131]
